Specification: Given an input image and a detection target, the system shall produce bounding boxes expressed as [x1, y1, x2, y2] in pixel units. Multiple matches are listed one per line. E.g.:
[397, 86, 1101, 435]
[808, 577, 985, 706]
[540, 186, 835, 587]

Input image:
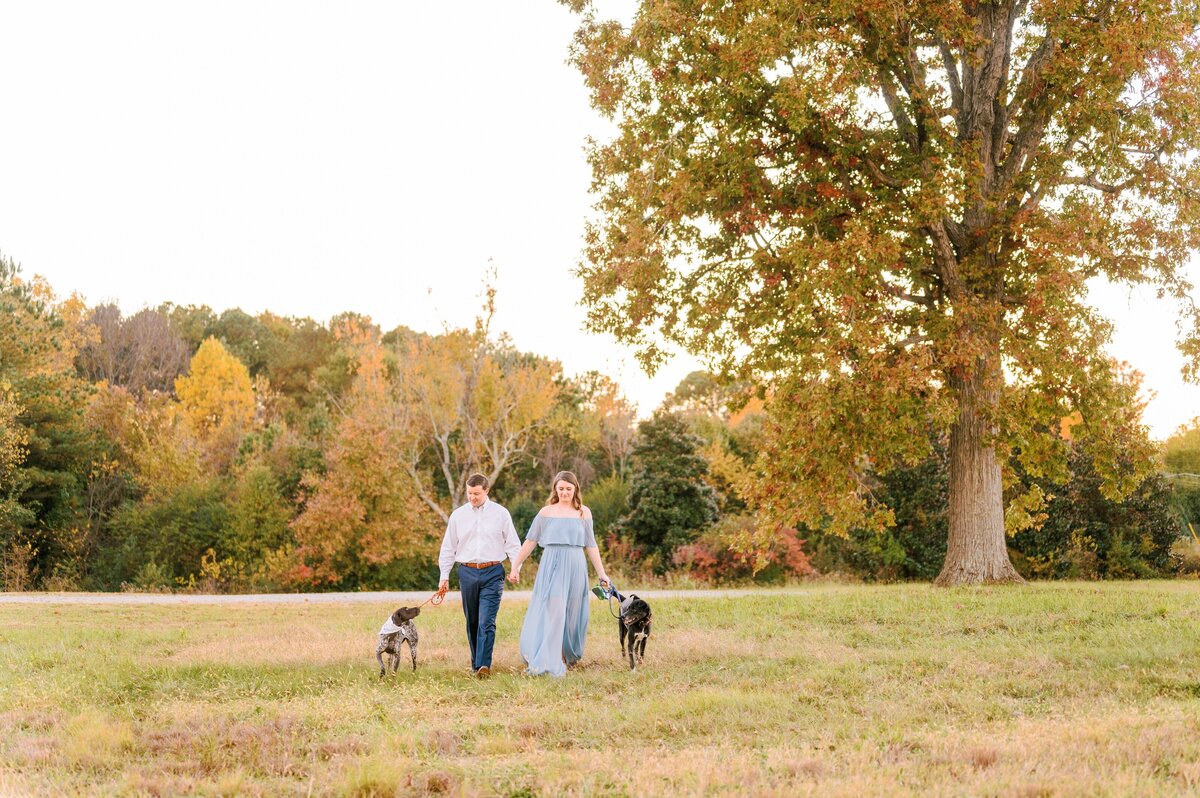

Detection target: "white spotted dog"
[377, 606, 420, 676]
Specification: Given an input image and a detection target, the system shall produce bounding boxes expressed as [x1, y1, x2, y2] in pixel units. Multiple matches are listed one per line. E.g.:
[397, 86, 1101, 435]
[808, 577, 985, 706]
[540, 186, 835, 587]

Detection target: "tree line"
[1, 256, 1192, 592]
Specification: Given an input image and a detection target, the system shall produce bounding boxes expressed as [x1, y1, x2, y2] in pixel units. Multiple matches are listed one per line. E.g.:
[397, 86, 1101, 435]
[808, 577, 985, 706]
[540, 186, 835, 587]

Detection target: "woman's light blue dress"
[519, 513, 597, 677]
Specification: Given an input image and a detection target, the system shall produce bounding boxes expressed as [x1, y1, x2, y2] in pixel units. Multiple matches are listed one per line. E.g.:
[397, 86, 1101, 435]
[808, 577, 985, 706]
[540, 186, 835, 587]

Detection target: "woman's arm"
[585, 546, 609, 587]
[580, 506, 608, 585]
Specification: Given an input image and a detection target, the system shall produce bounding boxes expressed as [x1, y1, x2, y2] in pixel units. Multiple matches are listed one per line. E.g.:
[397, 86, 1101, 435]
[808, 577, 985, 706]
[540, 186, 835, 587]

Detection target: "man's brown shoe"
[474, 666, 490, 679]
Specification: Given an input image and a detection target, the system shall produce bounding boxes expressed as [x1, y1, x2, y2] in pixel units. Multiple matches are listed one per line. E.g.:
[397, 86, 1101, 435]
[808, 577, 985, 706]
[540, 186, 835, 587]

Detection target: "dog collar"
[379, 618, 409, 635]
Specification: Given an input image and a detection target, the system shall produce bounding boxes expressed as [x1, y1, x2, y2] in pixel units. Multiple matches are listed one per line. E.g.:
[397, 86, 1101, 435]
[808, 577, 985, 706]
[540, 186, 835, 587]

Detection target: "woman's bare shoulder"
[581, 505, 593, 520]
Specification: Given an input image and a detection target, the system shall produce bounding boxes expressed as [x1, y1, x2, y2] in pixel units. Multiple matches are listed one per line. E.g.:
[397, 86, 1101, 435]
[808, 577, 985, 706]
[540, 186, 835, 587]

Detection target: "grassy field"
[2, 582, 1200, 797]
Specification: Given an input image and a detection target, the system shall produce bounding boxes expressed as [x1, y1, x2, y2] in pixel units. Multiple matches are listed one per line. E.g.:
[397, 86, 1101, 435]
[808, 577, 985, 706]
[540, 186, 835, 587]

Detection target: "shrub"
[1012, 442, 1179, 579]
[99, 479, 232, 589]
[1, 541, 37, 591]
[672, 515, 814, 584]
[587, 473, 630, 539]
[1172, 537, 1200, 576]
[806, 446, 948, 581]
[122, 560, 174, 593]
[1168, 477, 1200, 528]
[507, 495, 541, 540]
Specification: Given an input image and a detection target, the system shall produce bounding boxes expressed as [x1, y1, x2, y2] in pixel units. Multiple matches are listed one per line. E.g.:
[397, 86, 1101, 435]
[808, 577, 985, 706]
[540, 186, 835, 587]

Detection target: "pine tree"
[621, 411, 719, 569]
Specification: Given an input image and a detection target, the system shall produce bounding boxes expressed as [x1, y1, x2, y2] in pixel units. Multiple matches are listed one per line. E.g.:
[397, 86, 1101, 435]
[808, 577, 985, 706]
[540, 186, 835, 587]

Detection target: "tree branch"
[927, 221, 964, 299]
[882, 280, 935, 307]
[861, 155, 906, 189]
[1005, 35, 1059, 122]
[403, 461, 449, 524]
[1058, 173, 1138, 194]
[936, 38, 963, 116]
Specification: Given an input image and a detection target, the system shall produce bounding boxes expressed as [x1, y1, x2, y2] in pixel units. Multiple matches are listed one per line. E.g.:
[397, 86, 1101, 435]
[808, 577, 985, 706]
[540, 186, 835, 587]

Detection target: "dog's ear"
[397, 607, 420, 621]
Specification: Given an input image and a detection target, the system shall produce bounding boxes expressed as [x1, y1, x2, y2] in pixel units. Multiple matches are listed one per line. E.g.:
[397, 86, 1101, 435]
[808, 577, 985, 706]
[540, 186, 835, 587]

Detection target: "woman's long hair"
[546, 470, 583, 515]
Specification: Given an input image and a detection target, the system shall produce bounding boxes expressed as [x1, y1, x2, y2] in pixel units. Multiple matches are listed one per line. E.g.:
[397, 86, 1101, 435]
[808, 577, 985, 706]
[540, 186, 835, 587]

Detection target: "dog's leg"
[619, 620, 628, 658]
[408, 639, 418, 672]
[377, 648, 387, 678]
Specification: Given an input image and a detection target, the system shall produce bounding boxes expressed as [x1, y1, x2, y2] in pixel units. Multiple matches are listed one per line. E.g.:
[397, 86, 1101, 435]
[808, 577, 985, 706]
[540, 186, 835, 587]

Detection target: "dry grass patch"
[63, 708, 134, 769]
[138, 714, 310, 777]
[426, 729, 461, 756]
[337, 756, 408, 798]
[964, 744, 999, 769]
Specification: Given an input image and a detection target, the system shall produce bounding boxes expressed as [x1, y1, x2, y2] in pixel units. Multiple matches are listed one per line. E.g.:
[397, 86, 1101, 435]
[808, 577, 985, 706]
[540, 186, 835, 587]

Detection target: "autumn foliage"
[0, 250, 1186, 590]
[290, 320, 440, 584]
[563, 0, 1199, 584]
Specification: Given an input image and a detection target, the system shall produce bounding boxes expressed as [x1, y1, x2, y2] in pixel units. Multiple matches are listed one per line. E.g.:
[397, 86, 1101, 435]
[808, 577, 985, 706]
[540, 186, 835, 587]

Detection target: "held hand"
[437, 580, 449, 597]
[507, 568, 521, 584]
[598, 574, 610, 588]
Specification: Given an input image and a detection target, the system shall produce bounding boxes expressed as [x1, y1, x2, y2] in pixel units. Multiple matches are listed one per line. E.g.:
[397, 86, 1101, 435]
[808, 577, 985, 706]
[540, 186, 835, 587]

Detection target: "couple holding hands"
[436, 470, 610, 678]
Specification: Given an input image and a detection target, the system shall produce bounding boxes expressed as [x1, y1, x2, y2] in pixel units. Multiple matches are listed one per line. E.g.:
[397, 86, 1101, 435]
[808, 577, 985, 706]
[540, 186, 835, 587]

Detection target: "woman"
[508, 470, 610, 677]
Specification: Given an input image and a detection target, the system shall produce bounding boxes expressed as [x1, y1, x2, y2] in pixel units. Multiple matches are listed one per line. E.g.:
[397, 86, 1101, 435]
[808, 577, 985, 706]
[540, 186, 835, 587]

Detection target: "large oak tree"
[564, 0, 1200, 583]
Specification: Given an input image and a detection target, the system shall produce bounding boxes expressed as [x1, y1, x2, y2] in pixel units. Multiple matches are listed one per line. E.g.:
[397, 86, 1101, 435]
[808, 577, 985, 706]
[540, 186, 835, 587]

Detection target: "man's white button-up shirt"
[438, 499, 522, 581]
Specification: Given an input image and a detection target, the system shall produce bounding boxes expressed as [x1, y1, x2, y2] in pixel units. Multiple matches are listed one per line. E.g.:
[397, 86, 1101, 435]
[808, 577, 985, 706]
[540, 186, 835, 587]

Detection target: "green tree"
[208, 309, 272, 376]
[1012, 439, 1179, 579]
[663, 370, 745, 421]
[228, 463, 293, 568]
[588, 471, 631, 539]
[0, 256, 97, 584]
[564, 0, 1199, 584]
[1165, 418, 1200, 475]
[256, 313, 336, 420]
[621, 411, 719, 569]
[158, 303, 217, 352]
[0, 384, 33, 535]
[101, 479, 231, 588]
[808, 438, 949, 581]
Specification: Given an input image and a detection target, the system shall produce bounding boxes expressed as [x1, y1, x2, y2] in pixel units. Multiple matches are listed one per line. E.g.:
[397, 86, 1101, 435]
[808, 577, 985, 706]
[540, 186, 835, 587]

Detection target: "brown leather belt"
[461, 561, 501, 569]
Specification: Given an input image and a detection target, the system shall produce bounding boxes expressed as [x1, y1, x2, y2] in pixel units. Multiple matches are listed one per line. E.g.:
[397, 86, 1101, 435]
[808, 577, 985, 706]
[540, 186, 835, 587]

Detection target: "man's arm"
[437, 512, 458, 590]
[507, 538, 538, 583]
[501, 510, 521, 565]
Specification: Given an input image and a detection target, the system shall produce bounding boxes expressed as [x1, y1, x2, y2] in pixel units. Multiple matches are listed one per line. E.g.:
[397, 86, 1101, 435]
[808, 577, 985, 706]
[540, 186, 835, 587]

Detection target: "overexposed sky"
[1, 1, 1196, 438]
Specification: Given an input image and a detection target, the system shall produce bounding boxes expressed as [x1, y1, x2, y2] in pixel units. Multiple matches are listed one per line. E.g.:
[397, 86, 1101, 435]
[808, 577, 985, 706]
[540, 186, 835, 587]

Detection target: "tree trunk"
[934, 355, 1024, 586]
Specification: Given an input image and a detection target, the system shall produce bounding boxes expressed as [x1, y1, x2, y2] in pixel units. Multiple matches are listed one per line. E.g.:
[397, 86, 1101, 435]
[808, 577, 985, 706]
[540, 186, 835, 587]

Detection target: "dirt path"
[0, 588, 810, 605]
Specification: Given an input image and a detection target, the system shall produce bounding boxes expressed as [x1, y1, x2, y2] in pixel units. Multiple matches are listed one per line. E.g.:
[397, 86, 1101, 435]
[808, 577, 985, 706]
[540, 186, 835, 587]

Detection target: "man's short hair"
[466, 474, 489, 490]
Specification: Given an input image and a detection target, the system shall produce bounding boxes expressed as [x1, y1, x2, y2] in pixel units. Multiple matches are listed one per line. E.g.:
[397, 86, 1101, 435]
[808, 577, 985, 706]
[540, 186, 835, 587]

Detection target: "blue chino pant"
[458, 563, 504, 671]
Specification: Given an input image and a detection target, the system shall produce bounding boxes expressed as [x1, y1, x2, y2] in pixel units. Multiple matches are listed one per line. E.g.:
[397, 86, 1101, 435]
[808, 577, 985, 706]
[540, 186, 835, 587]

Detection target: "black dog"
[376, 606, 420, 676]
[615, 592, 651, 671]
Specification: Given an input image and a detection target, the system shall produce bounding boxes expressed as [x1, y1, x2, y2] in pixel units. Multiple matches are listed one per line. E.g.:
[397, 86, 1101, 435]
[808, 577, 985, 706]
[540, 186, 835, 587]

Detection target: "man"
[436, 473, 521, 678]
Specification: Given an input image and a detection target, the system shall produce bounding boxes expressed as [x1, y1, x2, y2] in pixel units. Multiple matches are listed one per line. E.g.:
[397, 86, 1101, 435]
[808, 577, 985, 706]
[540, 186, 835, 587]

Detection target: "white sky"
[1, 1, 1196, 439]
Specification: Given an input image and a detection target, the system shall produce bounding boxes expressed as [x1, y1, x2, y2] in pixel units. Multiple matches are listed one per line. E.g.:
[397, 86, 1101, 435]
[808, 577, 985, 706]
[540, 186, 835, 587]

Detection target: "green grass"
[3, 582, 1200, 796]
